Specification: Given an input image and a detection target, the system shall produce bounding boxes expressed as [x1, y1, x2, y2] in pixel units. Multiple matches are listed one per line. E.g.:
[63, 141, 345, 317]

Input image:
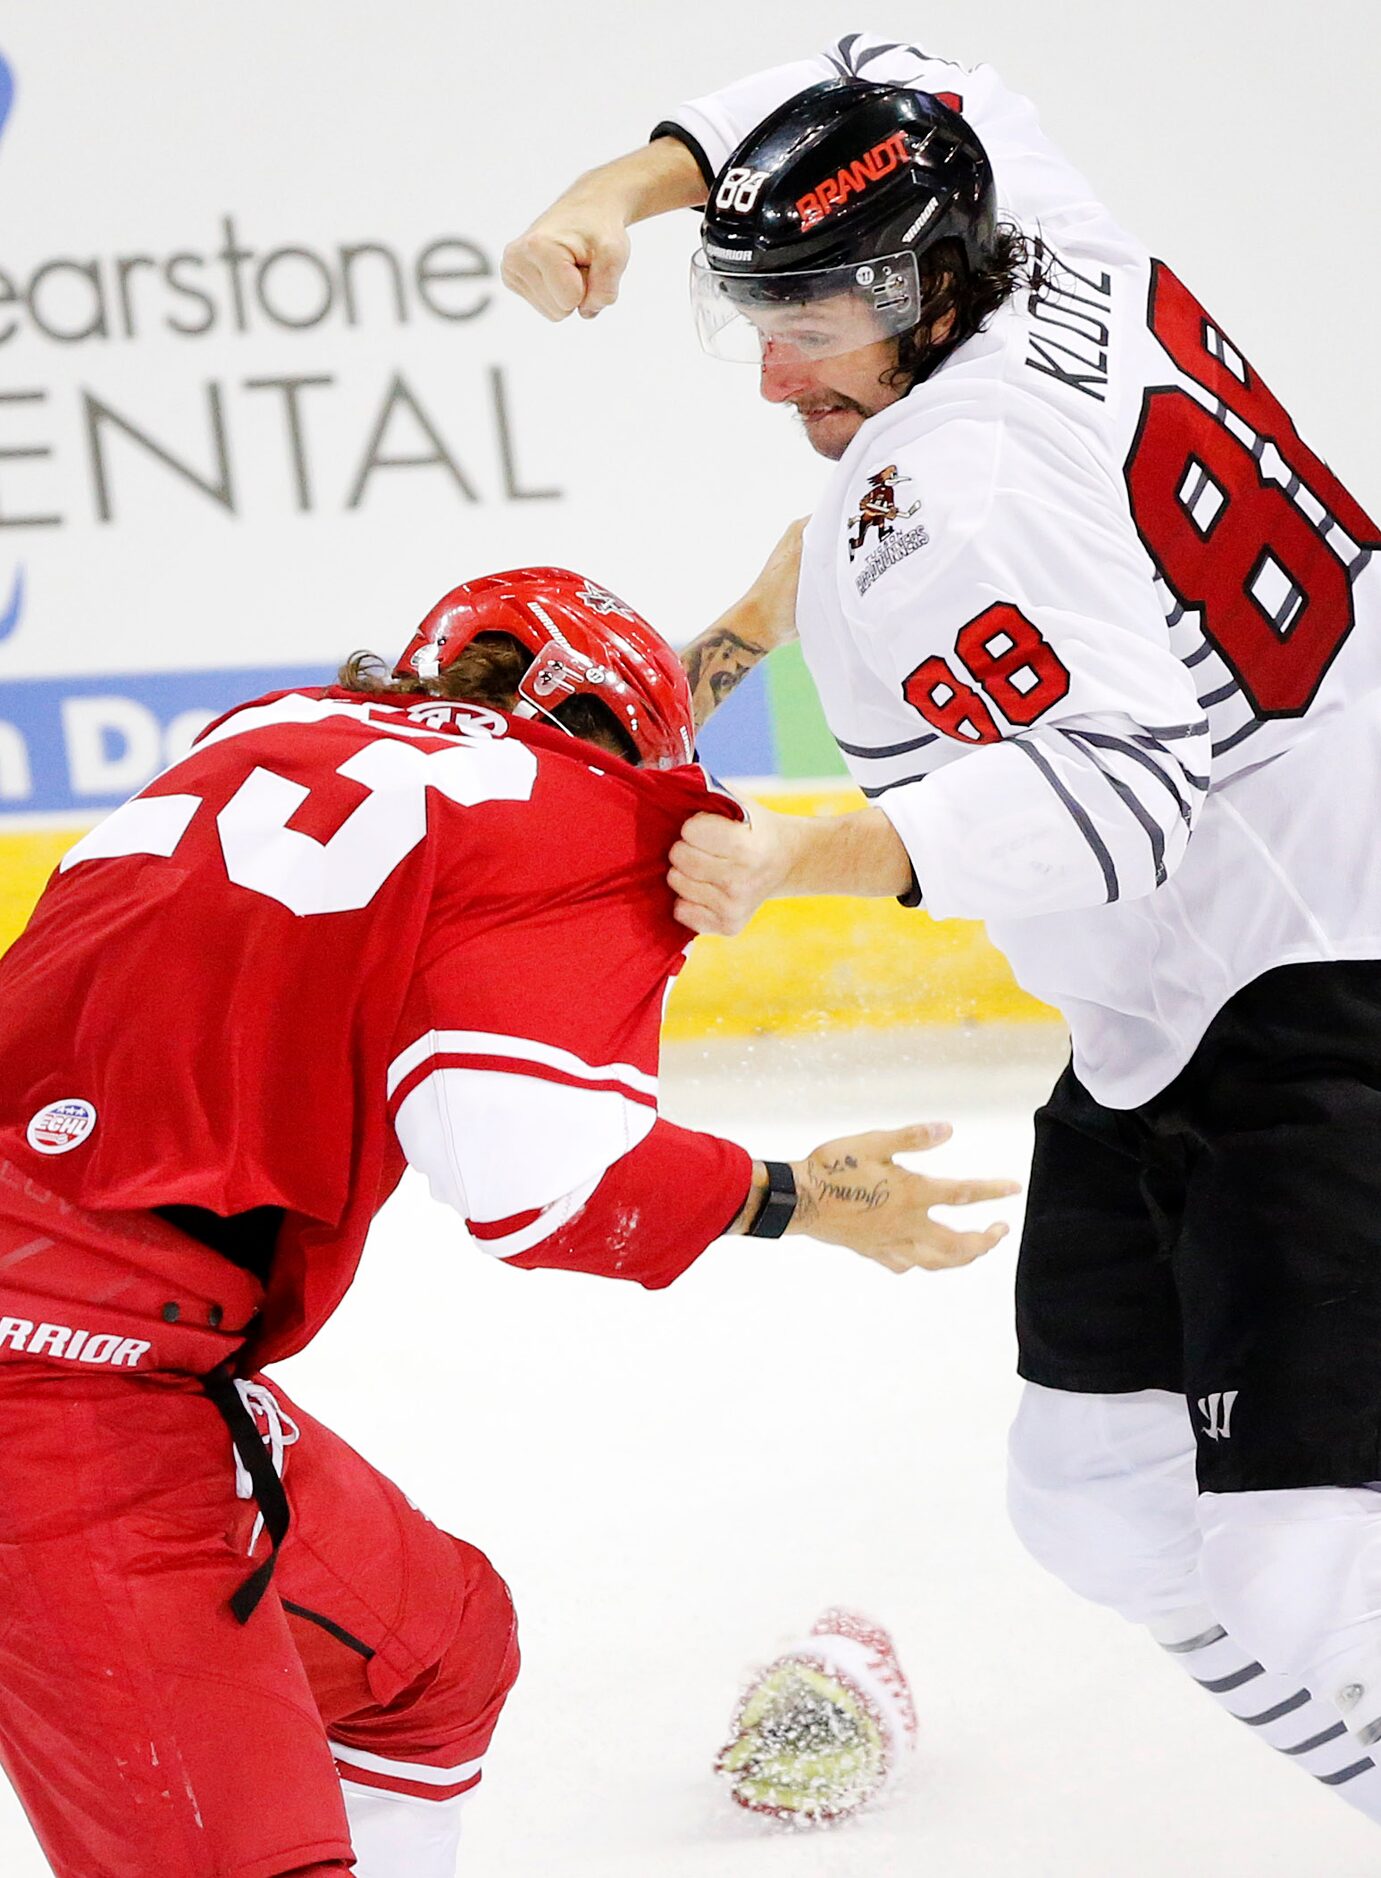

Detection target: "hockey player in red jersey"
[0, 566, 1015, 1878]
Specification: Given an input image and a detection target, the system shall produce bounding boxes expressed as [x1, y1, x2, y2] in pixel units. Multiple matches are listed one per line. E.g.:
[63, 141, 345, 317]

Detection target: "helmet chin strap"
[511, 695, 575, 740]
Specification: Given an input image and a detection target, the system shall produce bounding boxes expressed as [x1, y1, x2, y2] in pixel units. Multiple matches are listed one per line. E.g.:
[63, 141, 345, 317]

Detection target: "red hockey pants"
[0, 1186, 519, 1877]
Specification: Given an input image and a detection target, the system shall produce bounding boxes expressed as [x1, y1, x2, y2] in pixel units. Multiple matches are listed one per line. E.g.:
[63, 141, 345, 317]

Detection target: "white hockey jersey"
[665, 33, 1381, 1106]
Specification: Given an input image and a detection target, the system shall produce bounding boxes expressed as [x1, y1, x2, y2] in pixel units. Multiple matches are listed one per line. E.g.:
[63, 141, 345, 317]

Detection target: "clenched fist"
[501, 201, 631, 323]
[669, 805, 802, 936]
[502, 140, 707, 322]
[669, 800, 914, 935]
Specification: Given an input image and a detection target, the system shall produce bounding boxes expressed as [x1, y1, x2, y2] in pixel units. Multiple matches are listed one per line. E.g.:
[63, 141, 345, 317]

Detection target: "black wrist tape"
[746, 1160, 798, 1239]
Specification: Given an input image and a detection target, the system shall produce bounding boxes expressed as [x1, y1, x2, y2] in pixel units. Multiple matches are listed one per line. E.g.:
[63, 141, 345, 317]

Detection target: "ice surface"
[2, 1030, 1377, 1874]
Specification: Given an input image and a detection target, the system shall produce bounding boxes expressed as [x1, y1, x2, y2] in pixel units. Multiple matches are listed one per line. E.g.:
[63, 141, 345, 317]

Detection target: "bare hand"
[502, 142, 705, 323]
[793, 1122, 1019, 1271]
[501, 197, 631, 322]
[669, 806, 804, 936]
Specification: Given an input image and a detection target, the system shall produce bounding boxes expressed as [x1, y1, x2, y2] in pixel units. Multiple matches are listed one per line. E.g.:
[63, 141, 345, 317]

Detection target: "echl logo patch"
[848, 465, 930, 597]
[26, 1098, 97, 1155]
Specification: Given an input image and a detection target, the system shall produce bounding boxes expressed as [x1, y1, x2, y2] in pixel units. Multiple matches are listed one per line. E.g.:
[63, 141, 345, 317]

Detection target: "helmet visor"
[690, 248, 922, 363]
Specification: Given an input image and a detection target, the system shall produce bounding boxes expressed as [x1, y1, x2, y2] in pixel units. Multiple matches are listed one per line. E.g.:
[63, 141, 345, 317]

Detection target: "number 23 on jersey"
[59, 703, 539, 917]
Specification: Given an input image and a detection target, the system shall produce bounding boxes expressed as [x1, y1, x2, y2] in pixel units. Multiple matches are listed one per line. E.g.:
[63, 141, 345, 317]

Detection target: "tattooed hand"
[681, 519, 807, 729]
[788, 1122, 1019, 1272]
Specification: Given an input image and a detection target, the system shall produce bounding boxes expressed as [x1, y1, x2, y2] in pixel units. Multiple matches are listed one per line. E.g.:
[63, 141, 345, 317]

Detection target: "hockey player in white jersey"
[504, 32, 1381, 1829]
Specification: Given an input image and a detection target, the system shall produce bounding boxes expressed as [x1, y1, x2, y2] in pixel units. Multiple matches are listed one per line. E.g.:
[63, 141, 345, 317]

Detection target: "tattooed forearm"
[681, 626, 771, 730]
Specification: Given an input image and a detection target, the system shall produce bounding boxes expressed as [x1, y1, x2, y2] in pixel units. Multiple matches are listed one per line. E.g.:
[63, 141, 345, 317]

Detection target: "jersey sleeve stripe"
[1138, 720, 1210, 741]
[827, 32, 863, 75]
[466, 1177, 601, 1258]
[466, 1204, 543, 1242]
[861, 771, 934, 799]
[1063, 728, 1196, 829]
[851, 39, 916, 71]
[1318, 1759, 1378, 1788]
[391, 1060, 653, 1252]
[835, 730, 939, 759]
[387, 1028, 657, 1102]
[388, 1053, 659, 1122]
[1012, 738, 1121, 903]
[1058, 732, 1169, 883]
[832, 34, 934, 76]
[1212, 718, 1268, 759]
[1129, 733, 1209, 794]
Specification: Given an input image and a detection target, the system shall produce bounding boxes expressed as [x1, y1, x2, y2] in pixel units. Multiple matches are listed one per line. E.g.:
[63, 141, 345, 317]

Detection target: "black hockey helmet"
[692, 79, 997, 361]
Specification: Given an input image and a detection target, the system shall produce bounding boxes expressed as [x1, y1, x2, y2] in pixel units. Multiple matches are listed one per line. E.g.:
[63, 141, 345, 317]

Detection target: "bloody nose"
[759, 354, 812, 404]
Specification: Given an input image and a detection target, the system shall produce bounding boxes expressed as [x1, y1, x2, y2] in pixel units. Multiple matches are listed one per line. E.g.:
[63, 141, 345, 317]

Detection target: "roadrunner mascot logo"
[849, 463, 930, 597]
[848, 465, 921, 560]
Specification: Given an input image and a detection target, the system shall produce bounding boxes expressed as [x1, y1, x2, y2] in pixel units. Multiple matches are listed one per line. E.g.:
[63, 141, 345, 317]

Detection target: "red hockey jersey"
[0, 688, 752, 1364]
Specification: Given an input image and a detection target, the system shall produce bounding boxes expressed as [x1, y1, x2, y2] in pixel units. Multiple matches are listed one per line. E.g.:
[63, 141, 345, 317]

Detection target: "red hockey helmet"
[393, 568, 696, 769]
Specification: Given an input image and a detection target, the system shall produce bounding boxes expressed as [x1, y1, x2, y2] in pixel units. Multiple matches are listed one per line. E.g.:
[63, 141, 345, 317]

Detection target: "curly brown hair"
[337, 634, 640, 764]
[883, 220, 1032, 392]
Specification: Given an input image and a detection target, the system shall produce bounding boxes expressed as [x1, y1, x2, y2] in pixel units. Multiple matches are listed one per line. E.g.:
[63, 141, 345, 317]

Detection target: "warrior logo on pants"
[1197, 1390, 1239, 1441]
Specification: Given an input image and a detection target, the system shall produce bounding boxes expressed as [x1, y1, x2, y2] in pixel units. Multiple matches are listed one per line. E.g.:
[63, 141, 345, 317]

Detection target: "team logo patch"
[848, 466, 928, 595]
[26, 1097, 97, 1155]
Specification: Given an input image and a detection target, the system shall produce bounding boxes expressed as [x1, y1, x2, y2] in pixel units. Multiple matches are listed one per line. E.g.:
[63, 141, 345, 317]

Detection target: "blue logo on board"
[0, 666, 334, 816]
